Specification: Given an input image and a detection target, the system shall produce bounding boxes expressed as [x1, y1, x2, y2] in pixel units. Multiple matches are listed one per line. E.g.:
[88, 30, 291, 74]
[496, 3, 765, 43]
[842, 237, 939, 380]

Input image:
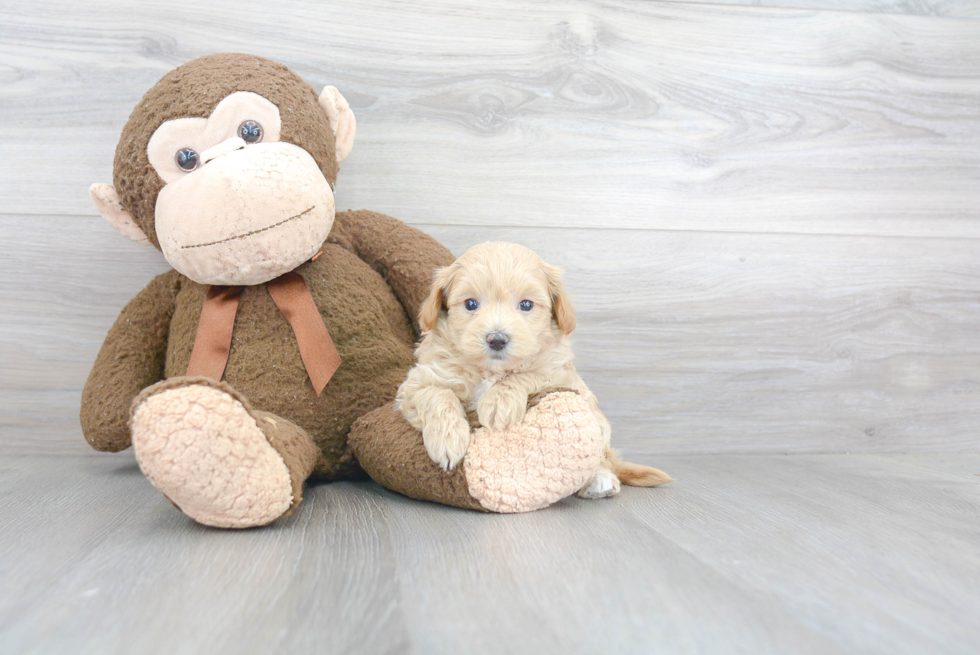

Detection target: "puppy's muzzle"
[486, 332, 509, 352]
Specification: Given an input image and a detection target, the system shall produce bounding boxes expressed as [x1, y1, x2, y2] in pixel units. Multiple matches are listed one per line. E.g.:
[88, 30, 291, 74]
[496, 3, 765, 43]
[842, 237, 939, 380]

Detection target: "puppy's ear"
[544, 263, 576, 335]
[419, 263, 460, 333]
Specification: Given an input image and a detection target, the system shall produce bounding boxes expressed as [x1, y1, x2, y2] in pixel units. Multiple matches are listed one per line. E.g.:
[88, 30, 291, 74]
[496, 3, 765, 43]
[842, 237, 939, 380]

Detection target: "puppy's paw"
[576, 468, 622, 499]
[477, 385, 528, 430]
[422, 414, 471, 471]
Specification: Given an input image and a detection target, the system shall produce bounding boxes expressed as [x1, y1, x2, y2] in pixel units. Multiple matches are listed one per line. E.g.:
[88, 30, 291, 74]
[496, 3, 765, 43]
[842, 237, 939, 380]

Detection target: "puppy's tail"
[606, 448, 674, 487]
[616, 461, 674, 487]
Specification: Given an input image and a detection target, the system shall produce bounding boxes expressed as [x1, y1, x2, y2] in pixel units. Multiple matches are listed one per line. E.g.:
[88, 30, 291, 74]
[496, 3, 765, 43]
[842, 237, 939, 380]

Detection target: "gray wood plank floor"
[1, 454, 978, 654]
[2, 1, 979, 652]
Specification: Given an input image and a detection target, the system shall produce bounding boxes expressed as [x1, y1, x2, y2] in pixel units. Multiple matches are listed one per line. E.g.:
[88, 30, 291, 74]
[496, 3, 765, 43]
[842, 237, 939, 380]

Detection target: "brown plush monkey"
[83, 53, 456, 527]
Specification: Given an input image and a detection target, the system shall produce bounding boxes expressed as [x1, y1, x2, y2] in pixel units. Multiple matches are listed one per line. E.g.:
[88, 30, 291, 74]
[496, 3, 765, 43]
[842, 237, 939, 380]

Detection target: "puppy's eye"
[464, 299, 479, 311]
[519, 300, 534, 312]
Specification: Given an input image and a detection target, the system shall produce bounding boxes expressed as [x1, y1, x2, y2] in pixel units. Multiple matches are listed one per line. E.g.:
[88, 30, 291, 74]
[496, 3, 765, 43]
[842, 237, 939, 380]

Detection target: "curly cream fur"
[397, 242, 670, 494]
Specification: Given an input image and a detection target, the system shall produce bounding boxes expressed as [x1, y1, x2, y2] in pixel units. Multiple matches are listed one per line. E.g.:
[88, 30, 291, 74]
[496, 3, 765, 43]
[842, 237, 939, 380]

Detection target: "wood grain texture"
[4, 218, 979, 455]
[1, 454, 978, 654]
[426, 225, 980, 455]
[1, 0, 979, 455]
[3, 4, 978, 653]
[662, 0, 980, 20]
[1, 0, 979, 237]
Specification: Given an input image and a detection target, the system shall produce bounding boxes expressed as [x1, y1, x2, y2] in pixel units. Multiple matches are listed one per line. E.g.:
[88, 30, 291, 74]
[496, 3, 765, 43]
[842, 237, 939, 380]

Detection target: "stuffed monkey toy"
[83, 54, 606, 526]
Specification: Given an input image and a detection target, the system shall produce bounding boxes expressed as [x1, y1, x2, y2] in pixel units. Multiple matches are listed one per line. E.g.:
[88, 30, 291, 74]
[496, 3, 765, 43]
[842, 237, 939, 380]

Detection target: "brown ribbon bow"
[185, 272, 341, 395]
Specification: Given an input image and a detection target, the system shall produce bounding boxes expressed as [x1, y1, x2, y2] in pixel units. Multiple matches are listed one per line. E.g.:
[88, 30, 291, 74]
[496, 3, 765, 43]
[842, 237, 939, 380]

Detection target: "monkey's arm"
[327, 210, 455, 331]
[80, 270, 182, 452]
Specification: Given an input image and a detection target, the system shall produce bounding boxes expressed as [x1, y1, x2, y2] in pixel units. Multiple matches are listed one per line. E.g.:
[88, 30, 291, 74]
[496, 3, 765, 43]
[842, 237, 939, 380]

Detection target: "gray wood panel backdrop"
[1, 0, 978, 456]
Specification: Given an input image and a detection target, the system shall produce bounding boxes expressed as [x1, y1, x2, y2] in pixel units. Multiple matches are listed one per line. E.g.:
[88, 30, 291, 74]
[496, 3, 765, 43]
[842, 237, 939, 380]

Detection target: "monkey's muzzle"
[154, 142, 335, 286]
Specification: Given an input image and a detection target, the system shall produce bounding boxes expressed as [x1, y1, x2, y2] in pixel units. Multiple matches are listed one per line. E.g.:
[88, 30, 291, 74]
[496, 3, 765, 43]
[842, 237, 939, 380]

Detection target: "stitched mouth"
[181, 206, 315, 250]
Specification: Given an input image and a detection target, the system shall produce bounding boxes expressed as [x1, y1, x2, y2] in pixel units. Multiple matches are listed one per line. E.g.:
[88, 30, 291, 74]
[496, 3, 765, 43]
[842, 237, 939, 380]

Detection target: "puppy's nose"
[486, 332, 509, 352]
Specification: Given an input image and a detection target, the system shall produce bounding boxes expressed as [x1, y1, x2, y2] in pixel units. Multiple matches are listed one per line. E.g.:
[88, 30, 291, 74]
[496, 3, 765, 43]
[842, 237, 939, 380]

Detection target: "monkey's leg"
[129, 377, 319, 528]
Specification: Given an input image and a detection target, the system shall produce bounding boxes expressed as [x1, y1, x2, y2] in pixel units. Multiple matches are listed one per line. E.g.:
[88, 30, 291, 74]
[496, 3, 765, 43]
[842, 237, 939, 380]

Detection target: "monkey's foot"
[131, 377, 318, 528]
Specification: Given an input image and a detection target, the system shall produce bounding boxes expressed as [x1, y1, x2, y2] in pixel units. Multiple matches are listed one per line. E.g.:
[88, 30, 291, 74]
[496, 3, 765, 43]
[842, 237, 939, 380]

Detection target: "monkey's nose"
[201, 137, 247, 164]
[487, 332, 509, 352]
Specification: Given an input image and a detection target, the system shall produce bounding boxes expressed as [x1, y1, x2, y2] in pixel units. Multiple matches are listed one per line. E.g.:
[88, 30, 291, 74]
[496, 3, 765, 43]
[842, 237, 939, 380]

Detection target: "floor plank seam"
[7, 212, 980, 243]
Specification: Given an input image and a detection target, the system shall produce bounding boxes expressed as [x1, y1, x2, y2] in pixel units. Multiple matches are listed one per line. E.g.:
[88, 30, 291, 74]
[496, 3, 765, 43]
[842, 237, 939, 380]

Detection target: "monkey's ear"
[418, 263, 459, 333]
[318, 86, 356, 164]
[89, 183, 151, 246]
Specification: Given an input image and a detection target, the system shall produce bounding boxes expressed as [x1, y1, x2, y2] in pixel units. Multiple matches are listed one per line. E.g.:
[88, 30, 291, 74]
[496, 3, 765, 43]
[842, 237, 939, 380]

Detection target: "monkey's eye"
[464, 299, 480, 312]
[238, 120, 263, 144]
[519, 300, 534, 312]
[175, 148, 200, 172]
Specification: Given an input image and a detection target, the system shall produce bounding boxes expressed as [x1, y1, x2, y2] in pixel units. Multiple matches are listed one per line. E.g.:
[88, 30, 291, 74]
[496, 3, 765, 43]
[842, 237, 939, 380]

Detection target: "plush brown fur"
[80, 271, 181, 452]
[83, 54, 634, 524]
[82, 53, 457, 528]
[349, 388, 590, 511]
[113, 53, 339, 249]
[130, 375, 320, 520]
[81, 209, 455, 480]
[348, 402, 488, 511]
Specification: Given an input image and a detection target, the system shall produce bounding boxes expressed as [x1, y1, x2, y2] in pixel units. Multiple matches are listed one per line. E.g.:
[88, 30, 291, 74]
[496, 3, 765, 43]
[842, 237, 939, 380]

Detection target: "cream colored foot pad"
[131, 385, 293, 528]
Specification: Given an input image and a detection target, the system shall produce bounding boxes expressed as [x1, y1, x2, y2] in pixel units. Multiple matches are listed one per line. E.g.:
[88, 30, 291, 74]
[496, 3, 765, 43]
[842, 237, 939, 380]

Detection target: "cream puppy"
[396, 242, 672, 499]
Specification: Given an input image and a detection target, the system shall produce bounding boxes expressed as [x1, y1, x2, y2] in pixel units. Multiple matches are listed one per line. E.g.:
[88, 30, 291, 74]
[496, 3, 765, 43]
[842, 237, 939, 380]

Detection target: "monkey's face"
[90, 54, 357, 287]
[148, 92, 334, 286]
